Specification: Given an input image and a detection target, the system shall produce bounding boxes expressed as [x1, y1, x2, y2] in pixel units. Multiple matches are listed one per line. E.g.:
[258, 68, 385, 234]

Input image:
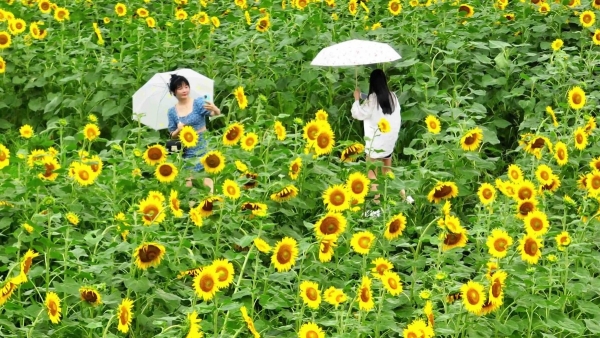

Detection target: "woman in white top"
[351, 69, 410, 210]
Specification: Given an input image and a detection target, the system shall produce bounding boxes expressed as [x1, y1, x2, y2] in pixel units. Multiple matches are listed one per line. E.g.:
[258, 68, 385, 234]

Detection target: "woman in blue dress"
[167, 74, 221, 190]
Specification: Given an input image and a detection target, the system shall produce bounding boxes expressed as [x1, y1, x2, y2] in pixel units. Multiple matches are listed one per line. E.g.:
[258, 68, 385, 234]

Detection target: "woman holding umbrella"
[167, 74, 221, 190]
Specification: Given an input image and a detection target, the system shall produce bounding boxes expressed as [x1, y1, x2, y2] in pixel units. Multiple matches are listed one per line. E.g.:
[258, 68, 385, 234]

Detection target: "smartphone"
[360, 92, 368, 100]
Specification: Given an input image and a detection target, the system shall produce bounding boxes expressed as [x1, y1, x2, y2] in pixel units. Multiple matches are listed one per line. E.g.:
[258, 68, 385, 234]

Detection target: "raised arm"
[351, 96, 377, 121]
[167, 109, 182, 139]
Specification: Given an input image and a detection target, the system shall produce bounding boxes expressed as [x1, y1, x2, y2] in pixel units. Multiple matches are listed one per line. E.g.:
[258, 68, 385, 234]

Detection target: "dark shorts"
[382, 152, 392, 159]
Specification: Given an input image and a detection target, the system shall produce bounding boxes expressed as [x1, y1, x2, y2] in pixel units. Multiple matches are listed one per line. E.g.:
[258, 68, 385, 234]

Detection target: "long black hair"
[368, 69, 395, 115]
[169, 74, 190, 95]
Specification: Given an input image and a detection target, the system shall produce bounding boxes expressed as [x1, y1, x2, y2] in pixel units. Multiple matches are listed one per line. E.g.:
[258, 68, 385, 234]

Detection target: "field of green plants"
[2, 0, 600, 337]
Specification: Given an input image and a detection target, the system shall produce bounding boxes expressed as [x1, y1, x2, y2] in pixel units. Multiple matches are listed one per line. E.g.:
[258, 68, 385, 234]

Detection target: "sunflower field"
[2, 0, 600, 337]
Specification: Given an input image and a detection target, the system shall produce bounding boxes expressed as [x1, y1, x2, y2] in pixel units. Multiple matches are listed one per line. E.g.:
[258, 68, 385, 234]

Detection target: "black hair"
[169, 74, 190, 95]
[368, 69, 395, 115]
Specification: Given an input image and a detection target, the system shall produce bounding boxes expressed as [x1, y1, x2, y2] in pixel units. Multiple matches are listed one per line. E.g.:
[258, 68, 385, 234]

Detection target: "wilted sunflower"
[427, 181, 459, 203]
[242, 172, 259, 190]
[256, 15, 270, 32]
[241, 202, 268, 217]
[200, 150, 226, 174]
[477, 183, 496, 205]
[460, 281, 485, 314]
[212, 259, 234, 289]
[299, 281, 321, 309]
[460, 127, 483, 151]
[580, 10, 596, 28]
[198, 196, 223, 218]
[554, 141, 568, 166]
[574, 127, 588, 150]
[424, 115, 441, 134]
[274, 121, 286, 141]
[155, 163, 178, 183]
[371, 257, 393, 279]
[299, 322, 325, 338]
[240, 132, 258, 151]
[271, 237, 299, 272]
[179, 126, 198, 148]
[222, 123, 244, 146]
[382, 271, 403, 296]
[39, 157, 60, 181]
[45, 292, 61, 324]
[350, 231, 375, 255]
[514, 180, 536, 201]
[254, 237, 271, 253]
[143, 144, 168, 165]
[568, 86, 586, 110]
[270, 185, 299, 202]
[340, 143, 364, 162]
[138, 197, 166, 226]
[313, 129, 335, 155]
[578, 173, 589, 190]
[522, 135, 552, 159]
[384, 213, 406, 240]
[0, 279, 18, 306]
[519, 233, 543, 264]
[357, 276, 374, 311]
[323, 184, 350, 211]
[314, 212, 347, 239]
[318, 237, 336, 263]
[555, 231, 571, 247]
[133, 242, 166, 269]
[486, 229, 513, 258]
[79, 287, 102, 306]
[117, 298, 134, 333]
[458, 4, 474, 17]
[222, 179, 241, 200]
[289, 157, 302, 180]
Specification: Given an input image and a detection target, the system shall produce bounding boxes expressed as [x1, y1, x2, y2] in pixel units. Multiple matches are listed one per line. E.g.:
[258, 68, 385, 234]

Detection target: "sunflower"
[198, 196, 223, 218]
[240, 132, 258, 151]
[241, 202, 268, 217]
[242, 172, 259, 190]
[211, 16, 220, 27]
[538, 2, 550, 13]
[189, 206, 203, 227]
[477, 183, 496, 205]
[460, 281, 485, 314]
[578, 173, 589, 190]
[427, 181, 459, 203]
[460, 127, 483, 151]
[371, 257, 393, 279]
[545, 106, 558, 127]
[115, 3, 127, 17]
[136, 8, 149, 17]
[39, 0, 51, 13]
[256, 15, 270, 32]
[382, 271, 403, 296]
[147, 190, 166, 203]
[212, 259, 234, 289]
[274, 121, 286, 141]
[388, 0, 402, 15]
[117, 298, 134, 333]
[349, 0, 358, 15]
[303, 120, 330, 142]
[424, 115, 441, 134]
[318, 237, 336, 263]
[299, 281, 321, 309]
[580, 10, 595, 28]
[551, 38, 563, 51]
[133, 242, 166, 269]
[270, 185, 299, 202]
[155, 163, 178, 183]
[0, 56, 5, 74]
[66, 212, 79, 226]
[568, 86, 586, 110]
[504, 13, 515, 20]
[357, 276, 374, 311]
[519, 233, 543, 264]
[594, 0, 600, 9]
[458, 4, 474, 17]
[322, 184, 350, 212]
[341, 143, 364, 162]
[377, 118, 391, 134]
[486, 229, 513, 258]
[288, 157, 302, 180]
[186, 310, 203, 337]
[442, 231, 468, 251]
[79, 287, 102, 306]
[514, 180, 536, 201]
[234, 160, 248, 173]
[574, 127, 588, 150]
[39, 157, 60, 181]
[298, 322, 325, 338]
[175, 8, 189, 20]
[201, 150, 226, 174]
[585, 116, 597, 134]
[54, 7, 70, 21]
[45, 292, 61, 324]
[516, 199, 537, 219]
[0, 144, 9, 169]
[138, 198, 166, 226]
[324, 287, 344, 306]
[479, 301, 501, 316]
[403, 319, 434, 338]
[146, 17, 156, 28]
[179, 126, 199, 148]
[9, 19, 26, 35]
[85, 155, 103, 176]
[489, 270, 507, 306]
[169, 190, 183, 218]
[18, 124, 34, 139]
[233, 86, 248, 109]
[313, 129, 335, 155]
[0, 279, 18, 306]
[240, 306, 260, 337]
[442, 215, 464, 234]
[522, 135, 552, 159]
[222, 123, 244, 146]
[271, 237, 299, 272]
[346, 172, 370, 202]
[143, 145, 167, 165]
[555, 231, 571, 247]
[222, 179, 241, 200]
[532, 165, 552, 186]
[384, 213, 407, 240]
[350, 231, 375, 255]
[554, 141, 568, 166]
[441, 200, 451, 216]
[73, 163, 96, 186]
[17, 249, 39, 283]
[254, 238, 271, 253]
[244, 10, 251, 25]
[586, 170, 600, 196]
[314, 212, 347, 239]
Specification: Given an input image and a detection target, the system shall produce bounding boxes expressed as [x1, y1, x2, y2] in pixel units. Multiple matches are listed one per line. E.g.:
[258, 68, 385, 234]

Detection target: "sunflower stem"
[219, 246, 254, 337]
[374, 288, 385, 338]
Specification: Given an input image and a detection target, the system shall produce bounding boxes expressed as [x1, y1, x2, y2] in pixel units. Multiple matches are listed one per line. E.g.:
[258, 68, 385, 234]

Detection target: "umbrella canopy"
[132, 68, 214, 130]
[310, 39, 401, 67]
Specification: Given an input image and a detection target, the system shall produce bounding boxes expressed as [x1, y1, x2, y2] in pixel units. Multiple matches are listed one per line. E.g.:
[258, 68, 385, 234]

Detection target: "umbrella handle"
[355, 67, 358, 88]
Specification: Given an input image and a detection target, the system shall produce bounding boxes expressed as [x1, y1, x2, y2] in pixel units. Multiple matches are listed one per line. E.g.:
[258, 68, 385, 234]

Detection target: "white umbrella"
[132, 68, 214, 130]
[310, 39, 401, 67]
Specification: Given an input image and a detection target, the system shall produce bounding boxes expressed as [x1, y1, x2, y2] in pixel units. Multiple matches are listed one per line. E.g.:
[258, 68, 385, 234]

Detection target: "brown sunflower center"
[147, 148, 163, 160]
[467, 289, 480, 305]
[351, 180, 364, 194]
[117, 6, 124, 14]
[159, 164, 173, 177]
[200, 274, 214, 292]
[558, 148, 565, 160]
[492, 280, 502, 298]
[258, 18, 268, 29]
[576, 133, 584, 144]
[407, 333, 418, 338]
[524, 238, 538, 256]
[391, 2, 400, 11]
[530, 217, 543, 231]
[306, 331, 319, 338]
[227, 186, 236, 195]
[493, 238, 507, 252]
[0, 151, 6, 161]
[429, 121, 437, 129]
[23, 257, 33, 274]
[143, 205, 159, 221]
[57, 10, 66, 19]
[459, 5, 471, 14]
[78, 169, 90, 181]
[358, 236, 371, 249]
[82, 290, 98, 303]
[376, 265, 387, 276]
[317, 133, 330, 148]
[41, 2, 50, 10]
[202, 200, 214, 211]
[138, 245, 160, 262]
[387, 277, 398, 289]
[320, 217, 339, 235]
[184, 131, 194, 142]
[306, 287, 318, 301]
[388, 219, 402, 234]
[291, 163, 299, 173]
[592, 177, 600, 189]
[360, 286, 370, 302]
[519, 202, 534, 216]
[320, 241, 331, 253]
[226, 127, 239, 141]
[518, 187, 532, 200]
[583, 14, 592, 24]
[276, 244, 292, 264]
[171, 198, 180, 210]
[0, 35, 7, 45]
[433, 185, 453, 199]
[205, 154, 220, 168]
[530, 138, 545, 149]
[482, 188, 493, 199]
[331, 190, 345, 205]
[560, 236, 568, 244]
[49, 301, 58, 315]
[216, 267, 228, 282]
[444, 233, 462, 245]
[119, 307, 129, 324]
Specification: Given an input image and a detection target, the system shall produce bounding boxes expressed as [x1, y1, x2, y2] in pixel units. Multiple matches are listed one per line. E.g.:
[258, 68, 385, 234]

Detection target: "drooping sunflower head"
[459, 127, 483, 151]
[318, 237, 336, 263]
[201, 150, 226, 174]
[242, 172, 258, 190]
[585, 116, 597, 135]
[79, 287, 102, 306]
[458, 4, 474, 17]
[199, 196, 223, 218]
[253, 238, 271, 253]
[222, 123, 244, 146]
[240, 132, 259, 151]
[19, 249, 39, 280]
[299, 281, 321, 309]
[39, 157, 61, 181]
[442, 232, 468, 251]
[384, 213, 407, 240]
[315, 212, 347, 239]
[169, 190, 183, 217]
[489, 270, 507, 306]
[270, 184, 299, 202]
[233, 86, 248, 109]
[340, 143, 364, 162]
[477, 183, 496, 205]
[271, 237, 299, 272]
[133, 242, 166, 270]
[211, 258, 234, 289]
[460, 281, 485, 314]
[322, 184, 350, 212]
[568, 86, 586, 110]
[427, 181, 459, 203]
[143, 144, 168, 166]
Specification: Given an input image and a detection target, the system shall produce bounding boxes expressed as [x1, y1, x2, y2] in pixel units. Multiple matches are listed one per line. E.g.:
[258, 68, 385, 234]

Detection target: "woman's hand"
[177, 122, 184, 130]
[204, 102, 221, 115]
[354, 88, 361, 101]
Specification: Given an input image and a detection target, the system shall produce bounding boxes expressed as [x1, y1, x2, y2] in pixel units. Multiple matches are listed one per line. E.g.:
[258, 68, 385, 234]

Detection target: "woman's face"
[175, 83, 190, 99]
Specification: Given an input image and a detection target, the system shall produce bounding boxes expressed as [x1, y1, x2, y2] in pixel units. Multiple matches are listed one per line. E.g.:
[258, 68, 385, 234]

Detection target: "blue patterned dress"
[167, 97, 209, 172]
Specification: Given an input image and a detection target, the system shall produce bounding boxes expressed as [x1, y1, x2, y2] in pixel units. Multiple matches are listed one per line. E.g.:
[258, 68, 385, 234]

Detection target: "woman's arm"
[204, 101, 221, 116]
[167, 109, 183, 139]
[351, 99, 375, 121]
